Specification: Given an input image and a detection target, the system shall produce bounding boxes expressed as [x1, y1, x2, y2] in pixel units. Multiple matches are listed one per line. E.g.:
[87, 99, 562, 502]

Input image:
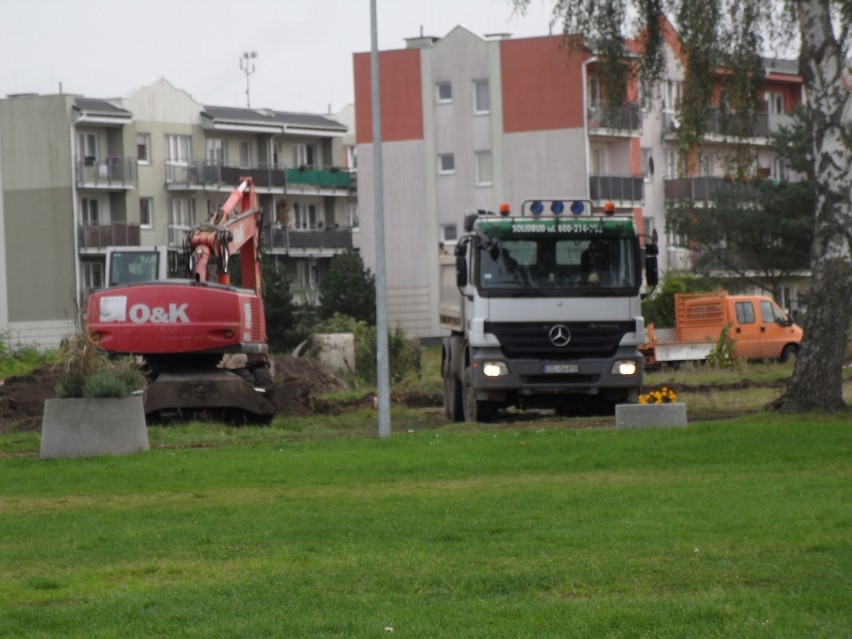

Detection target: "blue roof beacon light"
[530, 200, 544, 216]
[570, 200, 585, 216]
[551, 200, 565, 215]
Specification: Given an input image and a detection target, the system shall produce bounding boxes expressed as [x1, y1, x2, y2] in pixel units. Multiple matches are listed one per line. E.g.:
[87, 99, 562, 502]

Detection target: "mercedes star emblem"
[548, 324, 571, 347]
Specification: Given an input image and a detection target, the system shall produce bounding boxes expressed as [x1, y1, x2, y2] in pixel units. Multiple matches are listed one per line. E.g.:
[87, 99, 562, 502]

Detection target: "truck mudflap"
[143, 369, 276, 423]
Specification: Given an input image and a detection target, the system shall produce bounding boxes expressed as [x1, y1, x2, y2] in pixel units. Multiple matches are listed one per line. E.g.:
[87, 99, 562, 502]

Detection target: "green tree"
[318, 251, 376, 324]
[263, 262, 307, 353]
[514, 0, 851, 412]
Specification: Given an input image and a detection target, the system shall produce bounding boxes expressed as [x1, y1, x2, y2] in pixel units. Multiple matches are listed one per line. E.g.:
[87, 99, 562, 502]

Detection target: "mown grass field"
[1, 410, 849, 638]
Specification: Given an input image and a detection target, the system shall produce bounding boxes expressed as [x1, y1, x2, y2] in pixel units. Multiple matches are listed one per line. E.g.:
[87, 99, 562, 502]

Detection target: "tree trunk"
[771, 0, 851, 412]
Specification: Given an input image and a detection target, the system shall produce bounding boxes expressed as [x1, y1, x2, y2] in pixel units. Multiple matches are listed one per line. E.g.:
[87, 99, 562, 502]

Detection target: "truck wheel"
[779, 344, 798, 363]
[443, 375, 464, 422]
[463, 367, 497, 423]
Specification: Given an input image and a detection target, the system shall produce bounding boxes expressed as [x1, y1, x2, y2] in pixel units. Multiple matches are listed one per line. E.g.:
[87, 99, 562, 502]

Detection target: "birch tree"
[514, 0, 851, 411]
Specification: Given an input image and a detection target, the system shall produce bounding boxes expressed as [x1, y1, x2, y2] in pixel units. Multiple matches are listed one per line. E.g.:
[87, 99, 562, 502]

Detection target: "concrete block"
[40, 397, 149, 459]
[615, 402, 687, 428]
[311, 333, 355, 375]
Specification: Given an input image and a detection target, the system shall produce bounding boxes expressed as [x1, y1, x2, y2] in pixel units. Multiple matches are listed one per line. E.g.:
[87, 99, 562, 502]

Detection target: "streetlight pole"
[240, 51, 257, 107]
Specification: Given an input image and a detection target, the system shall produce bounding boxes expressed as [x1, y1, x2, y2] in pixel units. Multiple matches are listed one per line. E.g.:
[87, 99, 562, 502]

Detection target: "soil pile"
[0, 355, 351, 434]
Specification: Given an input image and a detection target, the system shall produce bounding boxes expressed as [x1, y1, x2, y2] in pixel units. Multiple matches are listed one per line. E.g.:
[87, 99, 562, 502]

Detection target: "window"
[735, 301, 756, 324]
[168, 198, 196, 244]
[80, 198, 100, 226]
[206, 138, 224, 165]
[293, 202, 317, 230]
[474, 80, 490, 113]
[438, 153, 455, 174]
[760, 300, 785, 324]
[139, 197, 153, 228]
[664, 81, 682, 111]
[82, 261, 104, 293]
[442, 224, 458, 244]
[665, 149, 682, 179]
[699, 152, 714, 176]
[588, 77, 600, 107]
[345, 145, 357, 170]
[436, 82, 452, 102]
[137, 133, 151, 164]
[771, 157, 789, 181]
[166, 135, 191, 164]
[346, 202, 359, 229]
[239, 141, 251, 167]
[297, 260, 320, 288]
[78, 132, 98, 163]
[768, 92, 785, 115]
[293, 144, 315, 168]
[475, 151, 493, 185]
[590, 147, 604, 175]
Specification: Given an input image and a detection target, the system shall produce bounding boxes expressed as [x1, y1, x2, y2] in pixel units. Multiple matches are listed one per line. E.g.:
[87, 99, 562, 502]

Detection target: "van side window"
[735, 301, 756, 324]
[760, 300, 780, 323]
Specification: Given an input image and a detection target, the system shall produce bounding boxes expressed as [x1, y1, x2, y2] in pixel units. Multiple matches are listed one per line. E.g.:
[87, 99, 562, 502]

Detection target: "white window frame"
[588, 76, 601, 108]
[475, 151, 493, 186]
[139, 197, 153, 229]
[82, 261, 104, 292]
[438, 153, 455, 175]
[206, 138, 225, 165]
[297, 260, 320, 289]
[442, 224, 458, 245]
[166, 135, 191, 165]
[293, 144, 315, 168]
[293, 202, 318, 230]
[239, 141, 251, 168]
[641, 147, 653, 180]
[168, 198, 196, 245]
[80, 198, 100, 226]
[474, 80, 490, 114]
[590, 147, 604, 176]
[436, 82, 452, 103]
[136, 133, 151, 164]
[771, 157, 789, 181]
[78, 132, 98, 163]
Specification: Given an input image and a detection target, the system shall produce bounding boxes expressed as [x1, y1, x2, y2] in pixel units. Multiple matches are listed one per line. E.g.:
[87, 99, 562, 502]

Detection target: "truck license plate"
[542, 364, 579, 374]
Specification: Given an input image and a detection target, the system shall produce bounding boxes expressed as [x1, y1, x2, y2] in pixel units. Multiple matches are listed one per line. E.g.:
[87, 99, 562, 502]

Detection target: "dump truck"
[640, 292, 803, 366]
[440, 198, 659, 422]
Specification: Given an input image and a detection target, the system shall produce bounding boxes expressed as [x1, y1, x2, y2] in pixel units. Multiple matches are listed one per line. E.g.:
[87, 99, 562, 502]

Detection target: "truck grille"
[485, 321, 634, 360]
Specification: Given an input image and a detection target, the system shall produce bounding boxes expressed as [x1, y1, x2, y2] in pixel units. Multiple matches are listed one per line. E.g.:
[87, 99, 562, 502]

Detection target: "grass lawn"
[1, 413, 849, 638]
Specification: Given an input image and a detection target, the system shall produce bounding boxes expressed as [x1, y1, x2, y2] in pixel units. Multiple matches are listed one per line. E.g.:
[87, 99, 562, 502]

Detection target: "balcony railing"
[662, 109, 783, 139]
[264, 227, 353, 253]
[75, 156, 137, 189]
[664, 176, 761, 202]
[589, 175, 644, 202]
[587, 102, 641, 132]
[165, 161, 353, 192]
[78, 223, 140, 249]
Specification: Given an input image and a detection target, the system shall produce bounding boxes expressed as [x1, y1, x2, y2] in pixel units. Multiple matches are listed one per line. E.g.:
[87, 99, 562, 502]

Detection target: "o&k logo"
[128, 303, 190, 324]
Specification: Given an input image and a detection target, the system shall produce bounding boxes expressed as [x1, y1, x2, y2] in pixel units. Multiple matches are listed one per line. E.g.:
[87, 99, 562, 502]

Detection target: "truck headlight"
[482, 361, 509, 377]
[612, 360, 638, 376]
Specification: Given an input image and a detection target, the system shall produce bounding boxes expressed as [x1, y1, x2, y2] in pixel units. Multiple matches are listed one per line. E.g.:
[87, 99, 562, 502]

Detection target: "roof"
[72, 97, 132, 118]
[202, 105, 347, 134]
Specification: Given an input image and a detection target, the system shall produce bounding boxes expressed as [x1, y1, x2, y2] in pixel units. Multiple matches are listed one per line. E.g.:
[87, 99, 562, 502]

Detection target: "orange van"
[642, 292, 803, 365]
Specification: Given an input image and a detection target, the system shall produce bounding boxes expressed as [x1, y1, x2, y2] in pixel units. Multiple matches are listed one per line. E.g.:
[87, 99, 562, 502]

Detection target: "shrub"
[706, 324, 737, 368]
[54, 330, 145, 398]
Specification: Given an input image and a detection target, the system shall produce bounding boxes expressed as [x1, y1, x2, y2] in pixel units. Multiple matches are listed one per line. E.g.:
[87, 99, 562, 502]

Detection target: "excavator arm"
[188, 177, 264, 296]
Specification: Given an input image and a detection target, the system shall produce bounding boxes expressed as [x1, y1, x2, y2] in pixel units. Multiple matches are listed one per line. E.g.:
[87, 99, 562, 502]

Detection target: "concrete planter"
[615, 402, 687, 428]
[40, 396, 148, 459]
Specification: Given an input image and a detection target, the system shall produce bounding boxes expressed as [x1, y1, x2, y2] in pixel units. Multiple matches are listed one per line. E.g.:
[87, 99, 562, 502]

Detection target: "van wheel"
[463, 367, 497, 423]
[779, 344, 798, 363]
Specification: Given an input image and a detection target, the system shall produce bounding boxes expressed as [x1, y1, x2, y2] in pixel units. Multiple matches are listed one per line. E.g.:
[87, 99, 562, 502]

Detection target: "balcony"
[662, 109, 791, 140]
[664, 176, 761, 203]
[75, 156, 137, 189]
[165, 161, 354, 194]
[264, 226, 353, 256]
[587, 102, 641, 133]
[165, 161, 286, 191]
[589, 175, 644, 203]
[78, 223, 140, 250]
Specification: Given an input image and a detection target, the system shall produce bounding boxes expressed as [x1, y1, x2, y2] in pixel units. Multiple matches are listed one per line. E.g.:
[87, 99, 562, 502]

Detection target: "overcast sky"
[0, 0, 557, 114]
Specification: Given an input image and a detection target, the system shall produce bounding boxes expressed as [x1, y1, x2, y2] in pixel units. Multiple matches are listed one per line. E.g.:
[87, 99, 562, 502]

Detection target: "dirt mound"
[0, 355, 350, 434]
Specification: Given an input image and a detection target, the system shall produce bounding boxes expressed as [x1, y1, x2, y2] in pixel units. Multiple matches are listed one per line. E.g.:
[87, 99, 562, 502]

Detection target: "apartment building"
[353, 21, 805, 337]
[0, 78, 355, 348]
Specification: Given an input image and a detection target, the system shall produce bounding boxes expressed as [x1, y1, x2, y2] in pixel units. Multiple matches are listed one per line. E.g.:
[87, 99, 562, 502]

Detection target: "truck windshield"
[476, 235, 639, 296]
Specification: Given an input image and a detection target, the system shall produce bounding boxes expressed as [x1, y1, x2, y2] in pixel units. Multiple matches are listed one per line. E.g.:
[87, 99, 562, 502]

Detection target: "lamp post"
[240, 51, 257, 107]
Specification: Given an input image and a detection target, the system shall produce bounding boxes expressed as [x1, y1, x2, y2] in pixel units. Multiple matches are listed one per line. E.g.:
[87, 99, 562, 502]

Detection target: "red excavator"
[86, 177, 276, 423]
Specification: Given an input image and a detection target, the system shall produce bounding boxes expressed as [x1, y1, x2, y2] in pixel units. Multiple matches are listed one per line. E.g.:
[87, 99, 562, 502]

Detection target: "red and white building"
[353, 21, 804, 337]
